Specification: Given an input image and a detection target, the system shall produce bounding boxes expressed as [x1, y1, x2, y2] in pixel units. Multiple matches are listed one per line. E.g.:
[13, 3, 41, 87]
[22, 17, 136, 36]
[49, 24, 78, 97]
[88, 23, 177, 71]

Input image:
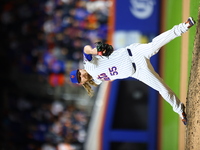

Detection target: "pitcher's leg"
[133, 64, 184, 118]
[150, 17, 195, 53]
[135, 23, 189, 59]
[150, 23, 188, 50]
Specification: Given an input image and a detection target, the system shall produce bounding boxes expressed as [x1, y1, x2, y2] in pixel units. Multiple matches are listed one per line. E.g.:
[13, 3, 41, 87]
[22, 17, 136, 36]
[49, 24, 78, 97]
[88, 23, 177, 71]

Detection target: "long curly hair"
[82, 79, 98, 97]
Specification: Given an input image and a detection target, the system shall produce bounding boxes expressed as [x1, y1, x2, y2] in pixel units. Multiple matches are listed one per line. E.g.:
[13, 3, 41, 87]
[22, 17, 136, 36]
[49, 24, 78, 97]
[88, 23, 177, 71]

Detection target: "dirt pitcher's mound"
[185, 13, 200, 150]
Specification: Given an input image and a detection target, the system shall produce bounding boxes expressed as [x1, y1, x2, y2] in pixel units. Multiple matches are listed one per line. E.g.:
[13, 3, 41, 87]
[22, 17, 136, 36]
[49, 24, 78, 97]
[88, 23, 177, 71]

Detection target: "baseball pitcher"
[70, 17, 195, 125]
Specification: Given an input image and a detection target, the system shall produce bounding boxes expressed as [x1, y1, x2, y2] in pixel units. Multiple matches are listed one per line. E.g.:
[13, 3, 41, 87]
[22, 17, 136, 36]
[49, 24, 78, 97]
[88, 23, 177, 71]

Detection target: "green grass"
[162, 1, 182, 150]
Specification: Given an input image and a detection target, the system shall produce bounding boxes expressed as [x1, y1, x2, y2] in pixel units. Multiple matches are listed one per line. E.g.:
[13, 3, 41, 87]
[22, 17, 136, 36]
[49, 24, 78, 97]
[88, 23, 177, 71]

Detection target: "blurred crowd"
[1, 0, 110, 149]
[1, 0, 110, 85]
[2, 89, 89, 150]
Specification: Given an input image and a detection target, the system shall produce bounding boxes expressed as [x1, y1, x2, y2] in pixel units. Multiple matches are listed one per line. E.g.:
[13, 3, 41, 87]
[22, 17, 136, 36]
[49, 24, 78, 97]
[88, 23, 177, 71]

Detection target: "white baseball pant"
[128, 23, 188, 118]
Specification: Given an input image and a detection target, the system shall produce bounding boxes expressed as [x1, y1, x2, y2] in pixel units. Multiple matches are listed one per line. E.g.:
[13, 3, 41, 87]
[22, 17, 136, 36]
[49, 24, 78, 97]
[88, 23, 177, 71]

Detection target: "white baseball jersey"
[83, 47, 135, 84]
[83, 23, 189, 118]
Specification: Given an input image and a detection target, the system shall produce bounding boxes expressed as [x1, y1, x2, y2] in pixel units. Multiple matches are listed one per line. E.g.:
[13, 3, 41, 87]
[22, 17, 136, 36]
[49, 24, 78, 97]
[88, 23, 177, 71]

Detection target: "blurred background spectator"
[0, 0, 111, 149]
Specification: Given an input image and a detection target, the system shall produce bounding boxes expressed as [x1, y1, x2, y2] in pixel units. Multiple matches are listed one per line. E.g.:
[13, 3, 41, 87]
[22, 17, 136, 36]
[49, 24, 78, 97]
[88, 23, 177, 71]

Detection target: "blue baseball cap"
[70, 70, 79, 84]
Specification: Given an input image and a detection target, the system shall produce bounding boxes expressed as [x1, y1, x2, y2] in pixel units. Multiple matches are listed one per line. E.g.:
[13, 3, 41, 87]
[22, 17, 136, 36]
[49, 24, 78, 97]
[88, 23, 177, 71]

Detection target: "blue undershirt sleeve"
[83, 51, 92, 61]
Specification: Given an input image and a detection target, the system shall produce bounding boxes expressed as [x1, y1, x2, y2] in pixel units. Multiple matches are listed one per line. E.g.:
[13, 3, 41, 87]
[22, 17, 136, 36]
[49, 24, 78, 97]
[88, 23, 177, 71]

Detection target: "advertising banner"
[114, 0, 160, 49]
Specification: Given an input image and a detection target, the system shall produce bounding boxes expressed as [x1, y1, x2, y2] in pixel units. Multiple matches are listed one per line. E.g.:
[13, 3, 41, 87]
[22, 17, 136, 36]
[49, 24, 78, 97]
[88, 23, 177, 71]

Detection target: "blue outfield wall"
[103, 80, 159, 150]
[102, 0, 161, 150]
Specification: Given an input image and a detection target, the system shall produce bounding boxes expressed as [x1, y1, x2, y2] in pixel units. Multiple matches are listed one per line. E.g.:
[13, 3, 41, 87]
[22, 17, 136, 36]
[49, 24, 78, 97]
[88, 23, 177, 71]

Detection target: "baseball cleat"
[181, 103, 187, 125]
[185, 17, 195, 28]
[182, 112, 187, 125]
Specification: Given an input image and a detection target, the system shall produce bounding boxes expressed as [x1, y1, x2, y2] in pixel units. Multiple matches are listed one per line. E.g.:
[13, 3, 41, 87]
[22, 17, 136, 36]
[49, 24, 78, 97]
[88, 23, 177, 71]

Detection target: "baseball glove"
[95, 42, 114, 56]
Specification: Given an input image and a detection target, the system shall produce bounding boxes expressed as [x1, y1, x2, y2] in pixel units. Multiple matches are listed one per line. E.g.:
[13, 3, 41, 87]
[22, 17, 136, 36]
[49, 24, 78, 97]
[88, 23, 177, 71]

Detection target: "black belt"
[127, 48, 136, 70]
